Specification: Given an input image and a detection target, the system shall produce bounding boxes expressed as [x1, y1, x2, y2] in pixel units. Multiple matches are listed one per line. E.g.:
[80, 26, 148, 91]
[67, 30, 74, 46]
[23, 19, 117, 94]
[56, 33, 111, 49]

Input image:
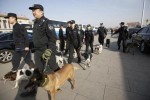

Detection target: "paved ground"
[0, 34, 150, 100]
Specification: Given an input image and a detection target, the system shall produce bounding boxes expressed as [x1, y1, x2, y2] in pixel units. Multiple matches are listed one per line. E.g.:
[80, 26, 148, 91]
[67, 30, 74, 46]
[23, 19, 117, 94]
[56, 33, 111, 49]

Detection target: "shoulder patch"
[48, 24, 54, 30]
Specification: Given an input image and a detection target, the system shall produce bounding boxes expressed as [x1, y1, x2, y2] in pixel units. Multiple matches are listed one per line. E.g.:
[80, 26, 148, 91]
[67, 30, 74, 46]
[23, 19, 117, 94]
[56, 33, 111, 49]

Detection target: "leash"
[17, 50, 30, 69]
[42, 49, 52, 72]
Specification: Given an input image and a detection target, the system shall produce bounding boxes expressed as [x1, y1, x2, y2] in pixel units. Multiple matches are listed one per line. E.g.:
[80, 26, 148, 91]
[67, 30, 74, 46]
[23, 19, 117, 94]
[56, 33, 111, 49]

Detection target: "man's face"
[61, 26, 63, 29]
[32, 9, 43, 19]
[71, 24, 75, 29]
[68, 23, 71, 27]
[8, 17, 16, 24]
[120, 24, 123, 27]
[87, 26, 91, 30]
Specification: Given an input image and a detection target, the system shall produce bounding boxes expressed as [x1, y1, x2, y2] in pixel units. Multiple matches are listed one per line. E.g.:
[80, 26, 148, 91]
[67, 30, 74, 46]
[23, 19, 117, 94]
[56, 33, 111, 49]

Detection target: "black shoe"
[91, 49, 94, 53]
[20, 90, 36, 97]
[77, 60, 81, 63]
[77, 58, 81, 63]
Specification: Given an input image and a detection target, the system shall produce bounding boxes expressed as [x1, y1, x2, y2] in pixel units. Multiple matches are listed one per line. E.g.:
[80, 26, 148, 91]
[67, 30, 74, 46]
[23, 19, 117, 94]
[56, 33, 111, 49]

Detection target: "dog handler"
[112, 22, 128, 53]
[84, 24, 94, 53]
[97, 23, 107, 46]
[4, 13, 35, 73]
[68, 20, 81, 63]
[21, 4, 60, 97]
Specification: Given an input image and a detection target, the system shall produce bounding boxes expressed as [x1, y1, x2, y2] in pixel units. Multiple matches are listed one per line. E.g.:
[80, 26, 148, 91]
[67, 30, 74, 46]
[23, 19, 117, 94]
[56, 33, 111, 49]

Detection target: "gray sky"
[0, 0, 150, 27]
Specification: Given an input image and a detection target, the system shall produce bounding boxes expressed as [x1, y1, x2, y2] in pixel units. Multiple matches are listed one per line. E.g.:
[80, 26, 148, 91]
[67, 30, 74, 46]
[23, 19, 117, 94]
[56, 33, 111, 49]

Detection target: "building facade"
[0, 13, 31, 33]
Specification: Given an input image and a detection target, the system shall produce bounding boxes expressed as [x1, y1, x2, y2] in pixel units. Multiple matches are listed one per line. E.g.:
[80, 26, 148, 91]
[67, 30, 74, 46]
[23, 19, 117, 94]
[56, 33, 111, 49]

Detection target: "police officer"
[4, 13, 35, 74]
[64, 21, 71, 55]
[112, 22, 128, 53]
[84, 24, 94, 53]
[21, 4, 60, 97]
[68, 20, 81, 63]
[59, 24, 65, 51]
[79, 25, 85, 46]
[97, 23, 107, 45]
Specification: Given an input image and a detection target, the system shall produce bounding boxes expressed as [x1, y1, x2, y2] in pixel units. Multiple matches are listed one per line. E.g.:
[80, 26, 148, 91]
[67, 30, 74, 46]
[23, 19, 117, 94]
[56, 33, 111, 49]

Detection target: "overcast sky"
[0, 0, 150, 27]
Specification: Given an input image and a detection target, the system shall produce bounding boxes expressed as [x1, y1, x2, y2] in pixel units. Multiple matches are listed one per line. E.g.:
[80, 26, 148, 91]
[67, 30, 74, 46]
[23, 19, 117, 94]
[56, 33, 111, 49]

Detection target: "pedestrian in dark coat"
[4, 13, 35, 73]
[97, 23, 107, 45]
[20, 4, 60, 97]
[64, 21, 71, 55]
[84, 24, 94, 53]
[68, 20, 81, 63]
[59, 25, 65, 51]
[112, 22, 128, 52]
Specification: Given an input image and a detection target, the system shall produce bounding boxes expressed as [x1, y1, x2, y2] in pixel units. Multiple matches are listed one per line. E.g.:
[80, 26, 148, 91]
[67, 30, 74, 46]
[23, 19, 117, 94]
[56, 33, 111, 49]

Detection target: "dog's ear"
[20, 71, 24, 75]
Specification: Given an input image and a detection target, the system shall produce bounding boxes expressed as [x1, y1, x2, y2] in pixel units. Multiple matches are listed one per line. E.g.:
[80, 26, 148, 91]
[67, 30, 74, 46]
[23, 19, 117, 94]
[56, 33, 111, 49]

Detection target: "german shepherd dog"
[25, 64, 75, 100]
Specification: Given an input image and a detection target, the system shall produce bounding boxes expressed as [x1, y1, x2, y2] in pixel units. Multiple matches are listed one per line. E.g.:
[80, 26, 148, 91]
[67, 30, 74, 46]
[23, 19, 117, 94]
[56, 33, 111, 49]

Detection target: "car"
[128, 28, 140, 39]
[132, 25, 150, 53]
[0, 32, 34, 63]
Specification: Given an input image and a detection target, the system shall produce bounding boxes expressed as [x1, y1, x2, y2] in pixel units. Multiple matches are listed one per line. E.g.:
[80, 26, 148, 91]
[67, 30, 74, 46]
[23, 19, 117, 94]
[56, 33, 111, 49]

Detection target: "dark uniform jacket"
[85, 30, 94, 43]
[68, 28, 81, 48]
[114, 26, 128, 39]
[59, 28, 64, 40]
[79, 29, 84, 39]
[33, 16, 58, 72]
[33, 16, 57, 51]
[13, 23, 29, 49]
[66, 26, 71, 40]
[97, 26, 107, 38]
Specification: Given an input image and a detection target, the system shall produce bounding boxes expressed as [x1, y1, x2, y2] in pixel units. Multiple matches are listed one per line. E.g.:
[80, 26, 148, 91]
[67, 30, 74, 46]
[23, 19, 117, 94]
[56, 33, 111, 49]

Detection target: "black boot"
[77, 57, 81, 63]
[91, 48, 94, 53]
[118, 46, 120, 50]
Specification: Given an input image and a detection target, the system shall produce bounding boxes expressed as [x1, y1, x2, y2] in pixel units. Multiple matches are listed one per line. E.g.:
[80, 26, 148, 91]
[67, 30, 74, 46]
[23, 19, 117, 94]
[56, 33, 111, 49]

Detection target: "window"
[0, 20, 1, 28]
[0, 35, 8, 41]
[8, 34, 13, 40]
[3, 20, 7, 29]
[48, 20, 67, 28]
[8, 23, 11, 28]
[138, 27, 149, 34]
[146, 27, 150, 34]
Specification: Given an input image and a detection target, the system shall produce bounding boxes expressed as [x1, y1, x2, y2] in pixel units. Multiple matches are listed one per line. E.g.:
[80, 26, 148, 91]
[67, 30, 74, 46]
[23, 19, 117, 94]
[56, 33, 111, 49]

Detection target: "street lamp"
[141, 0, 146, 27]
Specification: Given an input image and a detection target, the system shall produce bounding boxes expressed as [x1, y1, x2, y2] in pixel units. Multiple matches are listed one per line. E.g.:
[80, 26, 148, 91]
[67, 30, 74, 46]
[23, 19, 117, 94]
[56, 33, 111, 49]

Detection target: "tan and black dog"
[27, 64, 75, 100]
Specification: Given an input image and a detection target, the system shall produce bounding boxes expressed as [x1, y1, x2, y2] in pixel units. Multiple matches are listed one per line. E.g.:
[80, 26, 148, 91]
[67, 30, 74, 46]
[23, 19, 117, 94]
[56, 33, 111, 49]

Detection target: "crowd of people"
[4, 4, 129, 98]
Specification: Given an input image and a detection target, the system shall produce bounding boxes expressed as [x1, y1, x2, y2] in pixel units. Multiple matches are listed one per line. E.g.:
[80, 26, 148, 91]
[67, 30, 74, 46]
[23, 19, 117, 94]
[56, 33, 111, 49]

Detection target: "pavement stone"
[0, 34, 150, 100]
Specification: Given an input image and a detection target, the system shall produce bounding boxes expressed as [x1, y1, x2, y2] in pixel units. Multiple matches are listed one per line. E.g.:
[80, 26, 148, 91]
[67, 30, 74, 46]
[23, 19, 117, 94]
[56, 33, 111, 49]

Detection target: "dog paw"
[12, 86, 18, 89]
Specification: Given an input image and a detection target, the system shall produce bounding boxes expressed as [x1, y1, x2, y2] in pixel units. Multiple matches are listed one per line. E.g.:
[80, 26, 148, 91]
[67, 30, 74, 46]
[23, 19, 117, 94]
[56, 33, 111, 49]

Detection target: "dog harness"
[40, 76, 49, 87]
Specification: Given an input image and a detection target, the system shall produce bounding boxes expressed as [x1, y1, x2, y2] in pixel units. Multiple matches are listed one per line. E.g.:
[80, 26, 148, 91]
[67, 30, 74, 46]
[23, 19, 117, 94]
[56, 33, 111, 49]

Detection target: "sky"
[0, 0, 150, 28]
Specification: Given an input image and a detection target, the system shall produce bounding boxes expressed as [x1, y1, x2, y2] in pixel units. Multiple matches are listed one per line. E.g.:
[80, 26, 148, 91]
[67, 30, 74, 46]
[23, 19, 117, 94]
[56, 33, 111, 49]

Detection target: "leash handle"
[17, 50, 30, 69]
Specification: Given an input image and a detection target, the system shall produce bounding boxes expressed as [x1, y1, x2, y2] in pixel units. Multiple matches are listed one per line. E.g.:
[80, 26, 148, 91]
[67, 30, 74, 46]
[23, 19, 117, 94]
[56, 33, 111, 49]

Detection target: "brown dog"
[28, 64, 75, 100]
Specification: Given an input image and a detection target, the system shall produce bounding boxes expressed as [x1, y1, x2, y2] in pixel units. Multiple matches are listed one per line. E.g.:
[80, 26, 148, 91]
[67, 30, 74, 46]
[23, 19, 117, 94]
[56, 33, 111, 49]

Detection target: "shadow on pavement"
[104, 36, 150, 99]
[14, 80, 36, 100]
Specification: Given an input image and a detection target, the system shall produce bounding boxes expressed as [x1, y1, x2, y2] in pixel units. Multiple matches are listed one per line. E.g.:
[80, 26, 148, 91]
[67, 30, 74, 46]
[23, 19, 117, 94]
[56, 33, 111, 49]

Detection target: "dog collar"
[41, 77, 49, 87]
